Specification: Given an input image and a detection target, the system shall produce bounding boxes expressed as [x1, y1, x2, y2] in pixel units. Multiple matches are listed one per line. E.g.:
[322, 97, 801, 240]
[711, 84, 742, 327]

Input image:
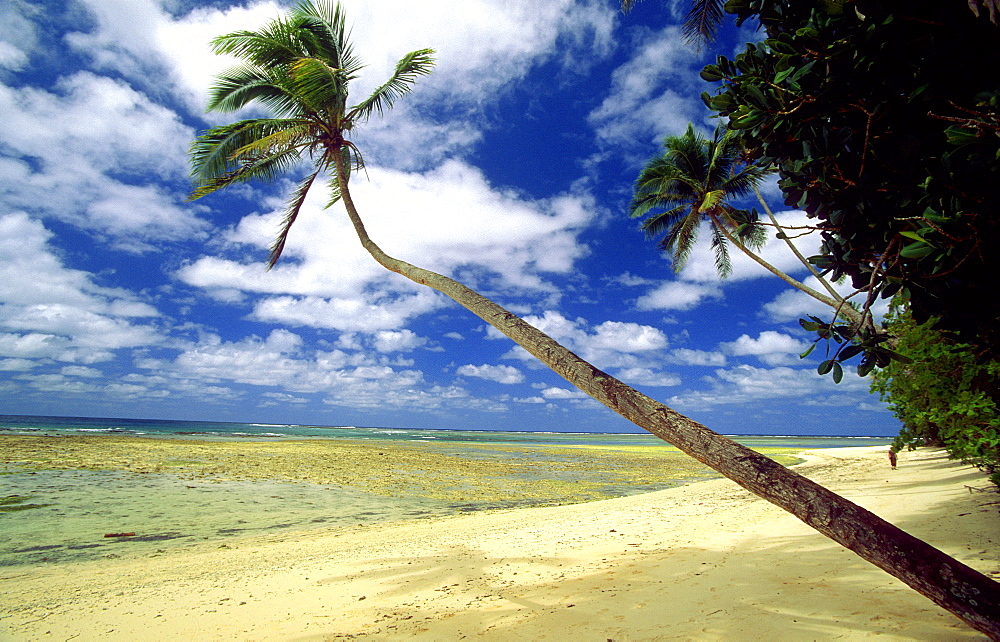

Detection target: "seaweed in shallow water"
[0, 495, 53, 512]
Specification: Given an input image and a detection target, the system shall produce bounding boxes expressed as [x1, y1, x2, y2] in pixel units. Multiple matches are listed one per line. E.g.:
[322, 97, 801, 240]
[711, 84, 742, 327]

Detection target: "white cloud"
[667, 363, 875, 414]
[261, 391, 309, 405]
[0, 213, 162, 364]
[614, 367, 681, 387]
[456, 364, 525, 384]
[636, 280, 723, 311]
[589, 320, 669, 352]
[720, 331, 808, 367]
[0, 357, 38, 371]
[249, 292, 443, 334]
[667, 348, 727, 367]
[496, 310, 672, 375]
[589, 25, 705, 149]
[0, 73, 207, 247]
[179, 160, 598, 334]
[373, 329, 427, 353]
[541, 386, 588, 400]
[131, 328, 520, 413]
[60, 365, 103, 378]
[0, 1, 38, 71]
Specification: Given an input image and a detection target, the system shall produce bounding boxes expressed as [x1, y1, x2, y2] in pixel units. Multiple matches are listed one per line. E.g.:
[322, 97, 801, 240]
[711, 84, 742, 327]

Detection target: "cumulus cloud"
[667, 348, 727, 367]
[0, 72, 207, 247]
[636, 280, 723, 311]
[492, 311, 682, 392]
[588, 25, 706, 150]
[372, 329, 427, 353]
[0, 213, 162, 364]
[667, 363, 876, 414]
[541, 386, 588, 400]
[720, 331, 808, 367]
[0, 1, 38, 72]
[456, 364, 525, 384]
[126, 328, 516, 413]
[179, 160, 599, 334]
[614, 367, 681, 387]
[66, 0, 614, 170]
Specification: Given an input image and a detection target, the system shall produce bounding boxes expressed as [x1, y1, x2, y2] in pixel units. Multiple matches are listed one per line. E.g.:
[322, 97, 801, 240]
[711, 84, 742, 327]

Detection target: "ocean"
[0, 415, 892, 567]
[0, 413, 891, 449]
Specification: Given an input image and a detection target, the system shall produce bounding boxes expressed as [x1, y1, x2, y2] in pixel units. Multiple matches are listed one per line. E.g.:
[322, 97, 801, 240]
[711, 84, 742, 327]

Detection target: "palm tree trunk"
[332, 151, 1000, 637]
[752, 185, 845, 301]
[709, 212, 867, 328]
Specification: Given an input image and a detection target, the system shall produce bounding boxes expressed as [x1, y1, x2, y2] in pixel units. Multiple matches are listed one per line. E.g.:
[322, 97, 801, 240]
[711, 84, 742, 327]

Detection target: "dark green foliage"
[871, 302, 1000, 486]
[701, 1, 1000, 361]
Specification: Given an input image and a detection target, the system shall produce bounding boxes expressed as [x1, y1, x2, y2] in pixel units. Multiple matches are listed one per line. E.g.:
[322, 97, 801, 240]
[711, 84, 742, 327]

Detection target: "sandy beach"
[1, 445, 998, 640]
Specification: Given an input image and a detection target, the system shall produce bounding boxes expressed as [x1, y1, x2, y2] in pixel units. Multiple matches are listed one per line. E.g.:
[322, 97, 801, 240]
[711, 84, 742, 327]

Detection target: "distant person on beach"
[888, 448, 897, 469]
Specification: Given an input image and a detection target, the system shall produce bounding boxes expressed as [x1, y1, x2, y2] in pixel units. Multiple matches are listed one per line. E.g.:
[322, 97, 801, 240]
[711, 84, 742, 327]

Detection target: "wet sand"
[1, 443, 998, 639]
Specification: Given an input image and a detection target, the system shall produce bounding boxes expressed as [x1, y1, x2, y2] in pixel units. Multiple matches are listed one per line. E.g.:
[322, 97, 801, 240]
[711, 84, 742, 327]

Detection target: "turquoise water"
[0, 414, 893, 449]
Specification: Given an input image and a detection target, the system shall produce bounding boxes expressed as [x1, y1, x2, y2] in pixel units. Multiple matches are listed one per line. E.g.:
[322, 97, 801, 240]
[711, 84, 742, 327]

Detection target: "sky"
[0, 0, 900, 436]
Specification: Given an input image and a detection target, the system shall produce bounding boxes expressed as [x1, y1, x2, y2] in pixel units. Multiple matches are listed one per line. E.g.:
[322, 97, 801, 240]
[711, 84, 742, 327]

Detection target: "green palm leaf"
[350, 48, 436, 122]
[269, 169, 321, 268]
[207, 66, 301, 116]
[631, 123, 770, 277]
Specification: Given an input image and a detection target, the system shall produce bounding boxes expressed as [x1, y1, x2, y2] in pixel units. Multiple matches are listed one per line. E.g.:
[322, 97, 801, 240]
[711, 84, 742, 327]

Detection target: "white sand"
[2, 446, 998, 640]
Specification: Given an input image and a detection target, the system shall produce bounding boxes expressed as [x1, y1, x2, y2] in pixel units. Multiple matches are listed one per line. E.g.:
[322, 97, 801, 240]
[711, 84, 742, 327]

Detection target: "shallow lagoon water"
[0, 415, 891, 568]
[0, 468, 450, 566]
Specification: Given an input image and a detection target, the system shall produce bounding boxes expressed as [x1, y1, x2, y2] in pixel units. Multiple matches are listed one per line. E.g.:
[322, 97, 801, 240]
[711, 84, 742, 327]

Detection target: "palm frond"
[207, 65, 302, 116]
[190, 120, 306, 199]
[190, 147, 303, 199]
[190, 118, 306, 182]
[289, 56, 351, 114]
[210, 18, 307, 67]
[323, 174, 343, 209]
[723, 205, 767, 251]
[710, 225, 732, 278]
[230, 123, 311, 161]
[630, 157, 695, 218]
[269, 168, 322, 268]
[682, 0, 725, 46]
[349, 48, 436, 123]
[639, 204, 689, 240]
[293, 0, 364, 75]
[620, 0, 642, 13]
[667, 208, 702, 271]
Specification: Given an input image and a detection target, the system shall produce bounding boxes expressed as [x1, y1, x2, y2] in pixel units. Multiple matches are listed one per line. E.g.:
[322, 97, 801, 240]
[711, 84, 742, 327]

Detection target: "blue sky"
[0, 0, 899, 436]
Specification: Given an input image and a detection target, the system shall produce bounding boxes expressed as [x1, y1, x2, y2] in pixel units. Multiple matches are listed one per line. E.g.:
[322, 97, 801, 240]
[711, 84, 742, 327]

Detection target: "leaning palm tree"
[631, 124, 868, 328]
[189, 0, 434, 269]
[189, 1, 999, 635]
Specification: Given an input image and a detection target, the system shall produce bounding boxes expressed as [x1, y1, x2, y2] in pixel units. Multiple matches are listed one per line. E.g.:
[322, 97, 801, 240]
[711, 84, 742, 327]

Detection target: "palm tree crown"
[630, 124, 769, 278]
[189, 0, 434, 267]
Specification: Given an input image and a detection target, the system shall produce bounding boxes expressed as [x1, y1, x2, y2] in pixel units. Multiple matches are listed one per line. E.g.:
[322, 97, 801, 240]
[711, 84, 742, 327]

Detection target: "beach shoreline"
[1, 444, 998, 639]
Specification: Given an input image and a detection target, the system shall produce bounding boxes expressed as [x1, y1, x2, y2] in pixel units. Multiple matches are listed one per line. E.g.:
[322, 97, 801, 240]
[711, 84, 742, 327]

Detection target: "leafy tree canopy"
[699, 0, 1000, 362]
[871, 300, 1000, 487]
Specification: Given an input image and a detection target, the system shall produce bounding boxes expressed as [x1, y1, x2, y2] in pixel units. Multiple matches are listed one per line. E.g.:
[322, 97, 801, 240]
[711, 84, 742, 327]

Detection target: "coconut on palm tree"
[188, 1, 1000, 634]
